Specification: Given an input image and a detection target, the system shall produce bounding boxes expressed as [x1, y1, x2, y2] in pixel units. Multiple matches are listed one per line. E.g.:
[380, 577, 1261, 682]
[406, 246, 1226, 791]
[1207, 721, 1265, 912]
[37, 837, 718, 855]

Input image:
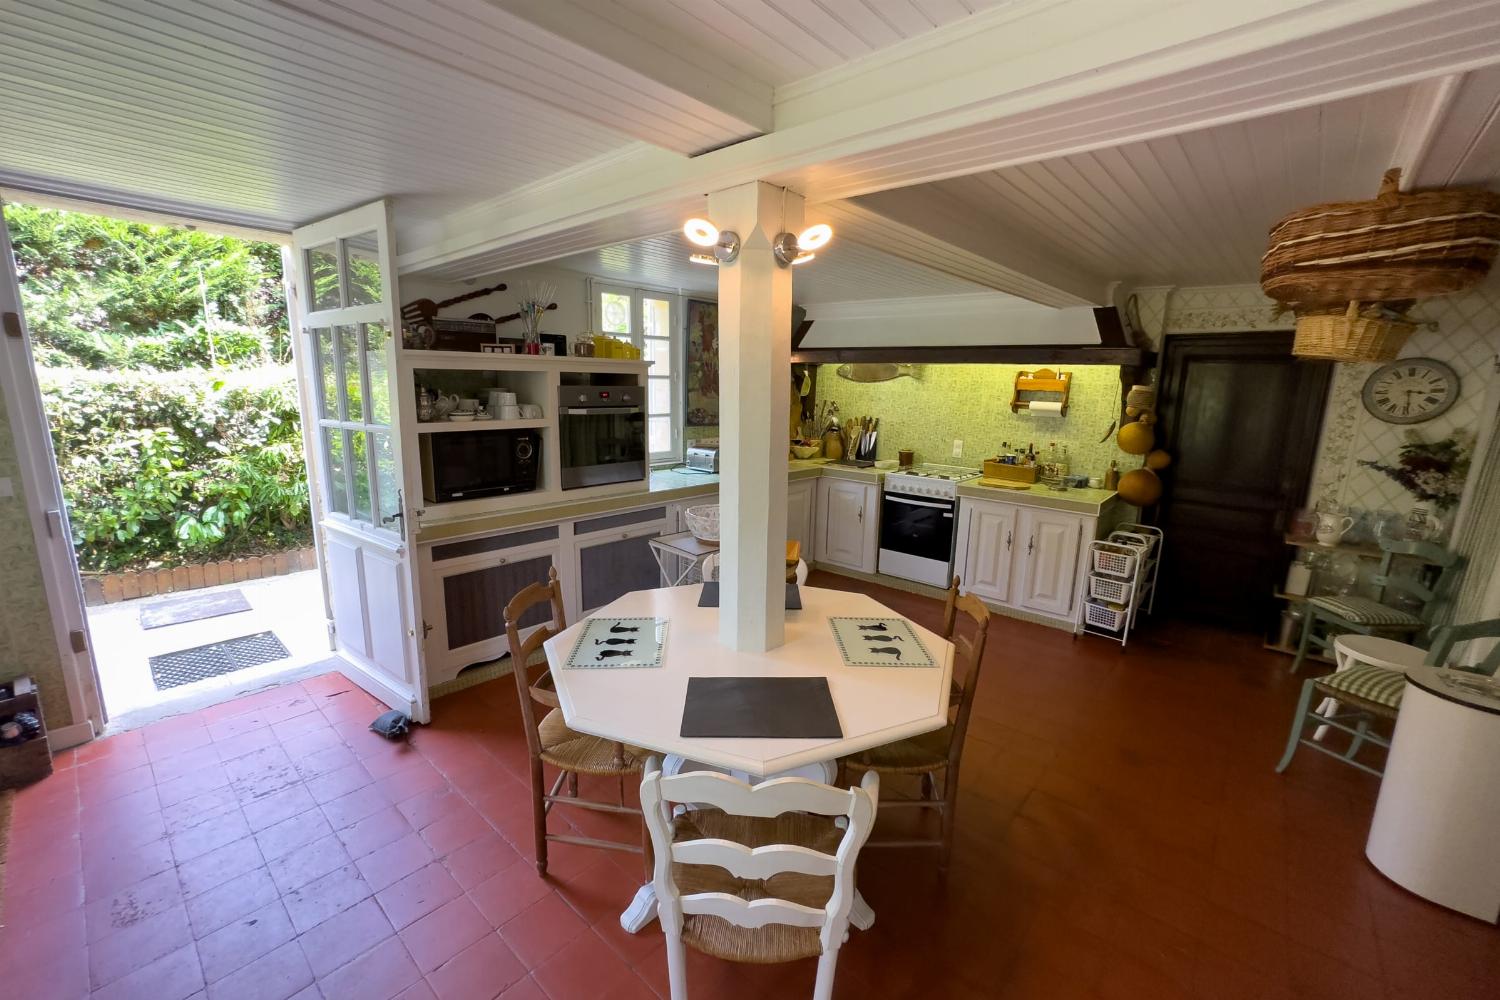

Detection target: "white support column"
[712, 181, 798, 652]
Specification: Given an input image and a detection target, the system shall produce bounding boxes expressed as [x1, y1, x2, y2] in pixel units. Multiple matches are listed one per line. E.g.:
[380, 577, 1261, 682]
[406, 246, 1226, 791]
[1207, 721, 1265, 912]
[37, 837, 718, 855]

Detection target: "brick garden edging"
[81, 546, 319, 606]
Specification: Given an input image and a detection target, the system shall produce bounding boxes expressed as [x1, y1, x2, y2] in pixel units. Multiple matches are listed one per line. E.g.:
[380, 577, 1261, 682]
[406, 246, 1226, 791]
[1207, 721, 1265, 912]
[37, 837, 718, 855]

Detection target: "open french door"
[0, 199, 104, 745]
[289, 200, 430, 722]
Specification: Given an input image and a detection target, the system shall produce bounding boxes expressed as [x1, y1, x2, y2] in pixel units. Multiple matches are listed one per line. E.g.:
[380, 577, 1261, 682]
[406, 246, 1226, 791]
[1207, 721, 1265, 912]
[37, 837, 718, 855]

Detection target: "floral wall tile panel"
[0, 391, 73, 728]
[815, 363, 1132, 478]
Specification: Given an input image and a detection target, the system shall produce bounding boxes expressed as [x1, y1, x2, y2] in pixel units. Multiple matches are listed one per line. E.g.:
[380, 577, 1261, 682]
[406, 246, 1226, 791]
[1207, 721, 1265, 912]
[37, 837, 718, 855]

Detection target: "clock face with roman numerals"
[1361, 358, 1460, 424]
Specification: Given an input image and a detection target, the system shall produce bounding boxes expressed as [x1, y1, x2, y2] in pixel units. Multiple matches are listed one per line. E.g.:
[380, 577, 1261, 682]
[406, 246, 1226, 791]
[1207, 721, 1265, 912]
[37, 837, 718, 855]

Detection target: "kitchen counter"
[416, 460, 884, 543]
[957, 482, 1123, 516]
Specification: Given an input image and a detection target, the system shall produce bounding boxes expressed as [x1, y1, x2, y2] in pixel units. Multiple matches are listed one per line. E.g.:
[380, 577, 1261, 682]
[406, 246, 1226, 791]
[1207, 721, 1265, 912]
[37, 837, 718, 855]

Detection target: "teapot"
[1315, 510, 1354, 546]
[432, 393, 460, 419]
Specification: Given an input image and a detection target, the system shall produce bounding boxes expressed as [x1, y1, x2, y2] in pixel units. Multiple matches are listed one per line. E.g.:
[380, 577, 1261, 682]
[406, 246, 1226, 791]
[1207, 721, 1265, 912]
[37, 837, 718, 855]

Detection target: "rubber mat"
[139, 589, 251, 629]
[148, 631, 290, 690]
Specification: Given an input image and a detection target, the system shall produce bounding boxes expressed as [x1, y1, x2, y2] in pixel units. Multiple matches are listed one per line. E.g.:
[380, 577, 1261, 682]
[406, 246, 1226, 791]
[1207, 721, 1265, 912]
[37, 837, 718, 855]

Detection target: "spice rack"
[1078, 523, 1162, 647]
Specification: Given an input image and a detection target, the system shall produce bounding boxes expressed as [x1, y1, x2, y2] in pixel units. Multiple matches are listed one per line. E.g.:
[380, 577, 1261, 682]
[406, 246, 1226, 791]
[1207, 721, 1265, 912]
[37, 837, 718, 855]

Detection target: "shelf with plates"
[416, 418, 548, 434]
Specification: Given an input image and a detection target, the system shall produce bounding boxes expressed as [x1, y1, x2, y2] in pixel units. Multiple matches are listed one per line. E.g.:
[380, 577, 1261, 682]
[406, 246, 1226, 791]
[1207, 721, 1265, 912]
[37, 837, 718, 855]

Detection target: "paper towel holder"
[1011, 369, 1071, 415]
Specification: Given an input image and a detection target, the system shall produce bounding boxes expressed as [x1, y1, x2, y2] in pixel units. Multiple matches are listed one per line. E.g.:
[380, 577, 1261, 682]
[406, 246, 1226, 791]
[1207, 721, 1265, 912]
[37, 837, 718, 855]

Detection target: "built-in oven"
[558, 381, 646, 490]
[421, 428, 540, 503]
[877, 490, 959, 587]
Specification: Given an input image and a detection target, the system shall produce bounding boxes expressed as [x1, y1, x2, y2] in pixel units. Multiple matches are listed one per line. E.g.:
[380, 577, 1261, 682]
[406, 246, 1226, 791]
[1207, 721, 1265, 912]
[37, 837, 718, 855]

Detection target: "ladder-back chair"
[840, 576, 990, 871]
[504, 566, 646, 876]
[640, 759, 879, 1000]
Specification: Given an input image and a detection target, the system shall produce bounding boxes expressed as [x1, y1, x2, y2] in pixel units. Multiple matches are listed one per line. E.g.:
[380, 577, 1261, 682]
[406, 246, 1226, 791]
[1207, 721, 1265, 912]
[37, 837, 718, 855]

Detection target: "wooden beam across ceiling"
[398, 0, 1500, 277]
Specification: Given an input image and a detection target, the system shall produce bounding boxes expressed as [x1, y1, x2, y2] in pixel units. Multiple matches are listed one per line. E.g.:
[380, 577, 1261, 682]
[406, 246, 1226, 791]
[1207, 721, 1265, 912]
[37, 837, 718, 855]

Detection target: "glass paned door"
[290, 199, 427, 722]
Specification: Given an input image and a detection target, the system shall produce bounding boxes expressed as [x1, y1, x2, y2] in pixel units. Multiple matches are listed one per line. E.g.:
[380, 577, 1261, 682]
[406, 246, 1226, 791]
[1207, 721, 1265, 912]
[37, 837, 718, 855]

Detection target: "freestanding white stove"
[877, 464, 982, 587]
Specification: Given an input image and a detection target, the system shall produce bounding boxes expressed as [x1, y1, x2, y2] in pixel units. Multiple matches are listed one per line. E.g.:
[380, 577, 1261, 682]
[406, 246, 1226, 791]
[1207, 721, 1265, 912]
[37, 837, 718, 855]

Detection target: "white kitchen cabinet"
[787, 478, 816, 557]
[955, 496, 1099, 626]
[815, 477, 879, 573]
[960, 501, 1018, 604]
[1015, 507, 1083, 618]
[568, 505, 671, 616]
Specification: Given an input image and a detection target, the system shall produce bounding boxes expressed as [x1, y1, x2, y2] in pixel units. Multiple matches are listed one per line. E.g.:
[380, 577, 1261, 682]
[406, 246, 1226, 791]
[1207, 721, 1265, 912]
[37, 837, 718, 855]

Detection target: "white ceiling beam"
[812, 196, 1108, 307]
[1406, 65, 1500, 187]
[268, 0, 769, 155]
[397, 0, 1500, 275]
[1391, 74, 1465, 187]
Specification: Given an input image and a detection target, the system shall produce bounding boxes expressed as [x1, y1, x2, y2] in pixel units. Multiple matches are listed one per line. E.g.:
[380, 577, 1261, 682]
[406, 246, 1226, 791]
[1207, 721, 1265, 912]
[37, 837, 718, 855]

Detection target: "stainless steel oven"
[558, 384, 646, 490]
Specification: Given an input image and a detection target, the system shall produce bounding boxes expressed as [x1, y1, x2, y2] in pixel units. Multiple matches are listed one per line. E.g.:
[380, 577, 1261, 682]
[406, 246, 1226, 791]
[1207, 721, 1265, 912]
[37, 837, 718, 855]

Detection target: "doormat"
[149, 632, 290, 691]
[139, 589, 252, 629]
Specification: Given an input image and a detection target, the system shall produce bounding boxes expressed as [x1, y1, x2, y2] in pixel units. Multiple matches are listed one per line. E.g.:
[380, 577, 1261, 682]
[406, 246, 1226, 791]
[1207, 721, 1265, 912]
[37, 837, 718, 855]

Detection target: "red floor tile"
[3, 586, 1496, 1000]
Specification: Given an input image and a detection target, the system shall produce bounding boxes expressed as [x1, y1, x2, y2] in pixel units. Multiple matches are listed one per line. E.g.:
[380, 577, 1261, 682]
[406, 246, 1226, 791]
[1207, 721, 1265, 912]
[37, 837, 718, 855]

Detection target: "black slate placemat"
[697, 583, 802, 609]
[680, 676, 842, 739]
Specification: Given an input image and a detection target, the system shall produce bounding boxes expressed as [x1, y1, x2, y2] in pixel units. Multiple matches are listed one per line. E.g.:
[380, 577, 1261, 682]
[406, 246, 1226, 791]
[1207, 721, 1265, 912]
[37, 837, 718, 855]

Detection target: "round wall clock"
[1361, 357, 1460, 424]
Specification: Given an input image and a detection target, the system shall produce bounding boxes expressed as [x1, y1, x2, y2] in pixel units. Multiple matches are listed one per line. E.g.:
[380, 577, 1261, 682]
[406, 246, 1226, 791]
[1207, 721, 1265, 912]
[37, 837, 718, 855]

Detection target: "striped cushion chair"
[1290, 539, 1462, 674]
[1276, 619, 1500, 778]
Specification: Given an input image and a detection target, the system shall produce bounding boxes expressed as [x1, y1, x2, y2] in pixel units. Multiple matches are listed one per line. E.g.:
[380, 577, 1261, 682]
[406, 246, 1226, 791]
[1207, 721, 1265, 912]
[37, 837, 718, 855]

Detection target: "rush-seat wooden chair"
[640, 758, 879, 1000]
[504, 566, 647, 877]
[840, 576, 990, 871]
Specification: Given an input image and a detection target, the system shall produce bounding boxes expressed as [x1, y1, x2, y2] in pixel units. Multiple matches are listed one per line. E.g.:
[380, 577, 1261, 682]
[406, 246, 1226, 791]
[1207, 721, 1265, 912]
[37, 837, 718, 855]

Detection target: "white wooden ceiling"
[568, 0, 1016, 86]
[0, 0, 633, 232]
[553, 232, 990, 302]
[857, 80, 1500, 288]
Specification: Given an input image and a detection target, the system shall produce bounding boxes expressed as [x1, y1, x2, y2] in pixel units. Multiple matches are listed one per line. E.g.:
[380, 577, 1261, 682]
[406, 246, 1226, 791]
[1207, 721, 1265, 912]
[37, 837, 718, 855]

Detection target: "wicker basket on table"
[1262, 168, 1500, 309]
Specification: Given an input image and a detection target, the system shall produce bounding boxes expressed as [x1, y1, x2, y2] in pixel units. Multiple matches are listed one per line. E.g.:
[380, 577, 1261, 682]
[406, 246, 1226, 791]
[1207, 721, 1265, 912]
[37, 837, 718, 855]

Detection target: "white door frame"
[0, 199, 103, 746]
[290, 199, 430, 722]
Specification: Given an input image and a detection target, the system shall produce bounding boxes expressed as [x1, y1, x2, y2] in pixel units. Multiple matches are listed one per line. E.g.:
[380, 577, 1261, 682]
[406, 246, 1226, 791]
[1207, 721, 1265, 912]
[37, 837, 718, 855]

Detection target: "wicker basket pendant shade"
[1264, 168, 1500, 361]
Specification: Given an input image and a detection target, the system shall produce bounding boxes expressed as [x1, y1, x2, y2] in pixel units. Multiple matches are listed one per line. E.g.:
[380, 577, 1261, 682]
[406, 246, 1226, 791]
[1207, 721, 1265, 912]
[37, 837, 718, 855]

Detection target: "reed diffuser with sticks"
[517, 280, 555, 351]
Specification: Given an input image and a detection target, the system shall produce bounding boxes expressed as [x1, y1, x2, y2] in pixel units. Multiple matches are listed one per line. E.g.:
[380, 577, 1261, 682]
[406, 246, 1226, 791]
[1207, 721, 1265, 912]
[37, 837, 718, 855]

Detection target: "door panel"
[817, 480, 867, 569]
[963, 502, 1017, 604]
[0, 201, 103, 740]
[1156, 333, 1331, 631]
[1018, 509, 1081, 617]
[291, 200, 429, 720]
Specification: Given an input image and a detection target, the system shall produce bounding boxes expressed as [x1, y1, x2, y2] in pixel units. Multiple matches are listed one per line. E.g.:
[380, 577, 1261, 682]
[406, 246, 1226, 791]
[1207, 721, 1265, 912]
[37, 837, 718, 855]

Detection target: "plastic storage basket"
[1091, 542, 1139, 580]
[1083, 600, 1129, 632]
[1089, 575, 1135, 604]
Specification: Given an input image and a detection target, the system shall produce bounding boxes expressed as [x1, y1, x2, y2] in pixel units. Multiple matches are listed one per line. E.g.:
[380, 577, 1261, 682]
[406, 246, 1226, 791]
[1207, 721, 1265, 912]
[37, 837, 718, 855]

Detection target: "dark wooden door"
[1155, 333, 1331, 631]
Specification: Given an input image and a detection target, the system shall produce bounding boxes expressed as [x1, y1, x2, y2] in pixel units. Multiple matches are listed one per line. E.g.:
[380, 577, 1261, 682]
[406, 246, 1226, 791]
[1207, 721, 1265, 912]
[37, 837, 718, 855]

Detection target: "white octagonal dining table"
[542, 583, 955, 931]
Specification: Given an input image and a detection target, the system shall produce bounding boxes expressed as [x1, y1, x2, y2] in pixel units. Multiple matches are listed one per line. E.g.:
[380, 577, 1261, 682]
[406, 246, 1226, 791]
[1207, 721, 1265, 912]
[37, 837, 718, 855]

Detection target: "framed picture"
[540, 344, 555, 356]
[685, 299, 719, 427]
[540, 333, 567, 356]
[480, 344, 503, 354]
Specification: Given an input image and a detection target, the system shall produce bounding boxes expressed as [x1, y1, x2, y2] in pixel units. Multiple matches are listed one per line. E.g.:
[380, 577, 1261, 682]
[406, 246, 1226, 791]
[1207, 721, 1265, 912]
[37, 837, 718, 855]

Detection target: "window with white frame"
[592, 281, 685, 464]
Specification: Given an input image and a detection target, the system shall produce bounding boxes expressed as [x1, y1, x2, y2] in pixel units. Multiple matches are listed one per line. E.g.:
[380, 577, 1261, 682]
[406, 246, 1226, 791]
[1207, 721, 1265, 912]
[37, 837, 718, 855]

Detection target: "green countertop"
[957, 482, 1123, 516]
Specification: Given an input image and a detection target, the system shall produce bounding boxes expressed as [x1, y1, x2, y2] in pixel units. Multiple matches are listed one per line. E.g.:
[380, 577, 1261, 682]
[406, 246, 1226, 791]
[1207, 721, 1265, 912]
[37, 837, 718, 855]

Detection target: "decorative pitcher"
[1315, 511, 1355, 546]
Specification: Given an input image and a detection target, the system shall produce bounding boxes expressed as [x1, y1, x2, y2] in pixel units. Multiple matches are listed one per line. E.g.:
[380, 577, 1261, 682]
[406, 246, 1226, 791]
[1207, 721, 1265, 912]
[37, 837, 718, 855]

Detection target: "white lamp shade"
[683, 218, 719, 248]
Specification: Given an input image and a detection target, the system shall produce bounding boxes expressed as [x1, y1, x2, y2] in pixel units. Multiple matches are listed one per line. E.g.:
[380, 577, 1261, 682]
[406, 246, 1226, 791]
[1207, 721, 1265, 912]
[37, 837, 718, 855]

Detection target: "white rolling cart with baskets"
[1078, 523, 1163, 647]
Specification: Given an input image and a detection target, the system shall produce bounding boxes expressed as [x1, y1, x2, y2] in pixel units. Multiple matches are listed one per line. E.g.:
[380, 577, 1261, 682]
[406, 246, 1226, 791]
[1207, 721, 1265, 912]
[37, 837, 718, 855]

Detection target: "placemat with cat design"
[827, 616, 935, 667]
[565, 617, 668, 669]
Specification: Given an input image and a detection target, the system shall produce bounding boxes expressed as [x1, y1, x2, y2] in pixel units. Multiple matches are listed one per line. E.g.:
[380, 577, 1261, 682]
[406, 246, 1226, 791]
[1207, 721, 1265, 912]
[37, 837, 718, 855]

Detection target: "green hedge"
[41, 366, 311, 571]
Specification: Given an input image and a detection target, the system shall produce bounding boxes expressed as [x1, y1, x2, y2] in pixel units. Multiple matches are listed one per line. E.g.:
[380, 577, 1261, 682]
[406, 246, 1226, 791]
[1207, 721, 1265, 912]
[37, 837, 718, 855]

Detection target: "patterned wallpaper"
[0, 396, 73, 729]
[813, 363, 1132, 478]
[1135, 282, 1500, 520]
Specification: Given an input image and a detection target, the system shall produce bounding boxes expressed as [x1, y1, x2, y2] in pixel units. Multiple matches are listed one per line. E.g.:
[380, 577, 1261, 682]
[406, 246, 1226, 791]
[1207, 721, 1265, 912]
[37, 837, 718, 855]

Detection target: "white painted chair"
[701, 552, 808, 585]
[640, 758, 879, 1000]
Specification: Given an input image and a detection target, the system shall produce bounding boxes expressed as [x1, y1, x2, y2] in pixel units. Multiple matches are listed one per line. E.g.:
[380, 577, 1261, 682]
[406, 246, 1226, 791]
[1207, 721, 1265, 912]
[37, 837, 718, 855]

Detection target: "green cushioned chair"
[1289, 538, 1461, 674]
[1277, 618, 1500, 778]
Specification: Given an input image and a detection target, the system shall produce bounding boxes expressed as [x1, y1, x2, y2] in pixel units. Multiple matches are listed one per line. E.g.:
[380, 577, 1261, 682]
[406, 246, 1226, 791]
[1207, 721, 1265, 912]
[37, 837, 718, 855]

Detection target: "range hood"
[790, 298, 1146, 367]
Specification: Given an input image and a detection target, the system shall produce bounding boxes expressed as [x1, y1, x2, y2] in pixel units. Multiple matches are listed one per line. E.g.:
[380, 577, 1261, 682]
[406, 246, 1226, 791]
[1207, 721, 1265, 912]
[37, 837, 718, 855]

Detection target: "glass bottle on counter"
[1057, 445, 1070, 479]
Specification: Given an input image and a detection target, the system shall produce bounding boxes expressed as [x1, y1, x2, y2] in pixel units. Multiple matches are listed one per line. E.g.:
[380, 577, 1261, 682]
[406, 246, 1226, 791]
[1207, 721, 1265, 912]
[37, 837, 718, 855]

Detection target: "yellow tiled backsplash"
[812, 363, 1135, 478]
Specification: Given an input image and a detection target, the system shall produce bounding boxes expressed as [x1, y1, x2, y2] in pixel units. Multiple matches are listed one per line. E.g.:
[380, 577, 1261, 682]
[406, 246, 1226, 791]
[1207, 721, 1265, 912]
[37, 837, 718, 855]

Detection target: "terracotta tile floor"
[3, 571, 1496, 999]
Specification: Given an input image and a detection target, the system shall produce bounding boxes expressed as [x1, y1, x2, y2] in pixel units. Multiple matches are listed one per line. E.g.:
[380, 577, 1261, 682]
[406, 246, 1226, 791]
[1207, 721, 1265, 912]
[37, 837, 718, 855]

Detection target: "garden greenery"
[6, 204, 311, 571]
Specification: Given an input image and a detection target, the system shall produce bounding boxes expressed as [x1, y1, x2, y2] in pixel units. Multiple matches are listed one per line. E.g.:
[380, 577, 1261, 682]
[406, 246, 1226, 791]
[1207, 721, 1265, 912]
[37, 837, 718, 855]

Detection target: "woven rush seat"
[843, 724, 954, 774]
[1313, 664, 1406, 712]
[538, 708, 644, 775]
[670, 808, 841, 964]
[1307, 595, 1422, 628]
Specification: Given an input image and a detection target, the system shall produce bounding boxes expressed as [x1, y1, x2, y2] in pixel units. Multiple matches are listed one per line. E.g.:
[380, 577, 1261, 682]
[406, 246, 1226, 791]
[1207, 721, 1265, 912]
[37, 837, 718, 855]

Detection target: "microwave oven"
[421, 428, 540, 502]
